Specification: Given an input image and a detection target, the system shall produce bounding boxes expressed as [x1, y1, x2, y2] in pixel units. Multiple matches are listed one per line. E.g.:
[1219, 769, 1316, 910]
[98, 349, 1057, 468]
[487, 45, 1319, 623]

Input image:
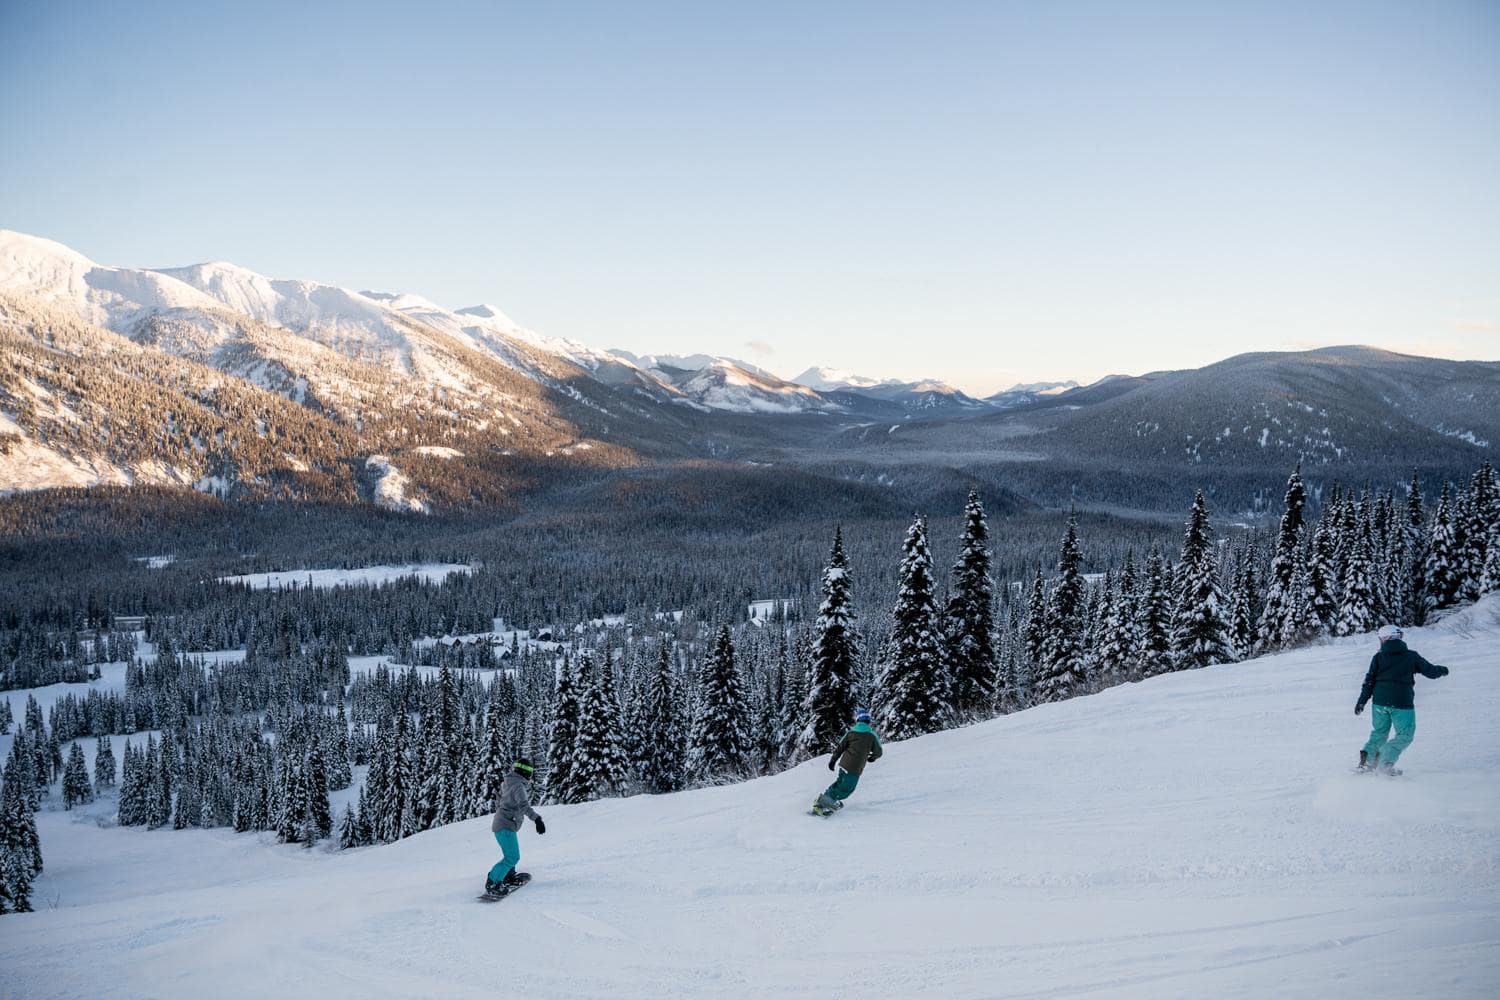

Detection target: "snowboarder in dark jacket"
[1355, 624, 1449, 775]
[813, 707, 882, 814]
[485, 759, 545, 896]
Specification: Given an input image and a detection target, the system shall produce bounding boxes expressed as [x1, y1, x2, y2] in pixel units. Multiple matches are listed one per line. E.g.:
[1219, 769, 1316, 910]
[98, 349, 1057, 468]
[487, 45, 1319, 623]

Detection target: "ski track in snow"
[4, 601, 1499, 998]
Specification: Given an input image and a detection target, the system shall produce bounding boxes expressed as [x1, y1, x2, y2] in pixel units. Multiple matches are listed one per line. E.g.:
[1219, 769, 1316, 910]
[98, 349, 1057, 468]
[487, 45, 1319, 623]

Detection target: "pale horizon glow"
[2, 1, 1497, 395]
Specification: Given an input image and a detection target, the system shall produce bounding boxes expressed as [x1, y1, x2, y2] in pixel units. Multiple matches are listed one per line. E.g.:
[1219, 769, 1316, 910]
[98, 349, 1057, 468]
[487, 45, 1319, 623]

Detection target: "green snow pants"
[1362, 705, 1416, 766]
[819, 769, 860, 807]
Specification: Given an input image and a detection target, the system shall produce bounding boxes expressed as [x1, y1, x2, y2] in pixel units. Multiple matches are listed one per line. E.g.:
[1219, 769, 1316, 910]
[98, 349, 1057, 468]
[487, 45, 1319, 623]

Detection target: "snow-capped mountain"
[6, 228, 1498, 512]
[796, 367, 992, 413]
[612, 350, 837, 414]
[790, 366, 903, 392]
[985, 378, 1083, 409]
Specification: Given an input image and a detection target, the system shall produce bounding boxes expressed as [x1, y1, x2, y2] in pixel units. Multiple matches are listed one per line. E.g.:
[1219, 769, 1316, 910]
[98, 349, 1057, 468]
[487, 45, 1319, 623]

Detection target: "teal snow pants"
[1362, 705, 1417, 766]
[488, 829, 520, 882]
[819, 769, 860, 806]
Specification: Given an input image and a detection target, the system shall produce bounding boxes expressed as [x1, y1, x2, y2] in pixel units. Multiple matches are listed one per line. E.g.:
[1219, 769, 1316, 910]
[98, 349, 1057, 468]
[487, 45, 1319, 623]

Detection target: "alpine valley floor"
[4, 600, 1499, 999]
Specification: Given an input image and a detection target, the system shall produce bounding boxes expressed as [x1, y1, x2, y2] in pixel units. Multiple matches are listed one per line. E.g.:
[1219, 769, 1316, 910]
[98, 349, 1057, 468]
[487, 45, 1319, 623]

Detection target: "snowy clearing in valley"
[218, 563, 472, 590]
[3, 601, 1498, 997]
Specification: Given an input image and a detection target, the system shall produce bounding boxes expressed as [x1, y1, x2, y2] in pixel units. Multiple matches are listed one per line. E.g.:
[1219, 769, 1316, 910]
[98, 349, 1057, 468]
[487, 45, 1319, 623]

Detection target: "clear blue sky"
[2, 0, 1497, 393]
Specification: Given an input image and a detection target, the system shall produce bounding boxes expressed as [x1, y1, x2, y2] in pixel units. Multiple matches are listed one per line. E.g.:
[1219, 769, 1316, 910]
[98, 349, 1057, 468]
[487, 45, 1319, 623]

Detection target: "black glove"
[827, 755, 836, 771]
[533, 815, 546, 835]
[1354, 701, 1365, 716]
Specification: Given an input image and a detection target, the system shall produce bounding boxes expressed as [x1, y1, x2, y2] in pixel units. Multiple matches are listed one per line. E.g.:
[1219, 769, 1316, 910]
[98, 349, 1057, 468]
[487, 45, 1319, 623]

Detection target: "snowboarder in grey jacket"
[813, 707, 882, 814]
[1355, 624, 1449, 775]
[486, 759, 545, 896]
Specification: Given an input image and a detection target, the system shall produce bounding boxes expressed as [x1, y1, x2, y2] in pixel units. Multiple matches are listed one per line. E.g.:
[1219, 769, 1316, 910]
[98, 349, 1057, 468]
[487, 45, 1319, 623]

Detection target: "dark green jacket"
[832, 722, 883, 775]
[1357, 639, 1448, 711]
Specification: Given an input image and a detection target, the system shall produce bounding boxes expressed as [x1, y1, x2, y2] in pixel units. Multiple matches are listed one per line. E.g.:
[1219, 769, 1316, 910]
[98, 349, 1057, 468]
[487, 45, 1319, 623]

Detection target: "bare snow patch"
[366, 455, 428, 514]
[413, 446, 464, 459]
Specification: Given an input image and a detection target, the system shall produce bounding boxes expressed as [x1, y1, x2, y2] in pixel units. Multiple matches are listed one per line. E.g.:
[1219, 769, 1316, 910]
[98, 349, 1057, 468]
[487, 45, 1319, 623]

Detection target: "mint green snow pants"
[1362, 705, 1416, 766]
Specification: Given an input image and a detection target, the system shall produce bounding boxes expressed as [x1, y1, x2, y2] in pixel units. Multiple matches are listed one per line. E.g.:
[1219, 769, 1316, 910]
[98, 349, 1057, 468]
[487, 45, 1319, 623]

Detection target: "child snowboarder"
[485, 758, 546, 898]
[1355, 624, 1449, 776]
[812, 707, 882, 815]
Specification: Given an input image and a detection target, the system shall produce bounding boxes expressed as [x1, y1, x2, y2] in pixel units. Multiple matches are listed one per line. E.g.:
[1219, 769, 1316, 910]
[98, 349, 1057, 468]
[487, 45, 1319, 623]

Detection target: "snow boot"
[502, 869, 528, 886]
[483, 877, 506, 898]
[1357, 750, 1374, 773]
[1378, 762, 1403, 778]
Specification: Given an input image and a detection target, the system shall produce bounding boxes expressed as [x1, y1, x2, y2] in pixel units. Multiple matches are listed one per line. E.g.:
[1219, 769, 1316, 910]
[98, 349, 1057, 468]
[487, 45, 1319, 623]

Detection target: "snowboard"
[808, 800, 843, 817]
[477, 872, 531, 901]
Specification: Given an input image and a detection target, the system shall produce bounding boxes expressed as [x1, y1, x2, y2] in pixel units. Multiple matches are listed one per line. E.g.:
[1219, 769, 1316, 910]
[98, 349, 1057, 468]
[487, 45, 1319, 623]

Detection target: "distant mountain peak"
[791, 366, 902, 392]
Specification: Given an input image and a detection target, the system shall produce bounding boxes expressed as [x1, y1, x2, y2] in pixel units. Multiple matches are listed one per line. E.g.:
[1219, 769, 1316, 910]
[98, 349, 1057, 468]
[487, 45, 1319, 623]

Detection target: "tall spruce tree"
[945, 492, 997, 719]
[1138, 548, 1172, 677]
[641, 639, 685, 793]
[62, 742, 93, 810]
[1023, 565, 1046, 670]
[796, 528, 859, 760]
[476, 693, 512, 813]
[689, 627, 751, 783]
[93, 734, 116, 791]
[1170, 491, 1232, 669]
[1463, 463, 1498, 600]
[1426, 484, 1463, 610]
[1256, 467, 1306, 651]
[1336, 523, 1380, 636]
[544, 663, 581, 804]
[567, 654, 630, 801]
[875, 516, 949, 738]
[1036, 512, 1087, 701]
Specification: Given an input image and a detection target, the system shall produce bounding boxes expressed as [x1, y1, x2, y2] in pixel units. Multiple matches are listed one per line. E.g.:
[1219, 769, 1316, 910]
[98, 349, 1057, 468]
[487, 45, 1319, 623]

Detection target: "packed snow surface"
[218, 563, 471, 590]
[4, 604, 1499, 998]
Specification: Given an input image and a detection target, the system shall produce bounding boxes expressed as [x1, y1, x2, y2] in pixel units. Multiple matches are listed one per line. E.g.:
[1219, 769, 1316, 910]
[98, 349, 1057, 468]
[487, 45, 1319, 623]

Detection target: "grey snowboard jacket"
[491, 771, 540, 833]
[832, 722, 883, 775]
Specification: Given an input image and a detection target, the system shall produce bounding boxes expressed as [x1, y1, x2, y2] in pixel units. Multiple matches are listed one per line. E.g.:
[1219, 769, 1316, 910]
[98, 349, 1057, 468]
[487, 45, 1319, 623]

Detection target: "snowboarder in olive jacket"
[1355, 624, 1449, 775]
[485, 759, 545, 896]
[813, 707, 882, 813]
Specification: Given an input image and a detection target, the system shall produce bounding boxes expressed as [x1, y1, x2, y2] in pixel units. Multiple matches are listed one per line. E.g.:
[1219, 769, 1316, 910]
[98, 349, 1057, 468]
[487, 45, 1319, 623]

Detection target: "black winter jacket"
[1357, 639, 1448, 710]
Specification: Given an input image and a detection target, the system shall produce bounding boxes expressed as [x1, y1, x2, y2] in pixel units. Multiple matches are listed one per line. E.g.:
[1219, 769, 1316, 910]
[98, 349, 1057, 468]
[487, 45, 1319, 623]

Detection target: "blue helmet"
[853, 706, 872, 723]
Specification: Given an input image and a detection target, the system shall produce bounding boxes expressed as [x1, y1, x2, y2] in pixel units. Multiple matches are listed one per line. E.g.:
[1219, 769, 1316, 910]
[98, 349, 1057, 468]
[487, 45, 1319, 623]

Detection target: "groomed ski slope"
[6, 601, 1500, 999]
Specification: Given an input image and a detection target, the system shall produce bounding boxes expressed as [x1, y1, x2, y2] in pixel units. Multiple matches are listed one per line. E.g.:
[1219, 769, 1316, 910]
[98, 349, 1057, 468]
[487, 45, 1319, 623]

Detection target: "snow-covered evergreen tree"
[945, 491, 997, 718]
[1228, 560, 1256, 661]
[304, 739, 332, 841]
[1138, 548, 1172, 678]
[567, 653, 630, 801]
[476, 693, 512, 814]
[796, 527, 859, 760]
[93, 733, 116, 791]
[689, 627, 751, 783]
[1170, 491, 1232, 669]
[1036, 512, 1087, 700]
[1426, 483, 1464, 610]
[62, 742, 93, 810]
[641, 639, 685, 793]
[1335, 523, 1380, 636]
[544, 663, 580, 804]
[1463, 463, 1497, 600]
[875, 516, 949, 738]
[337, 804, 360, 850]
[1022, 564, 1046, 670]
[146, 734, 172, 829]
[1256, 467, 1305, 652]
[1, 747, 42, 913]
